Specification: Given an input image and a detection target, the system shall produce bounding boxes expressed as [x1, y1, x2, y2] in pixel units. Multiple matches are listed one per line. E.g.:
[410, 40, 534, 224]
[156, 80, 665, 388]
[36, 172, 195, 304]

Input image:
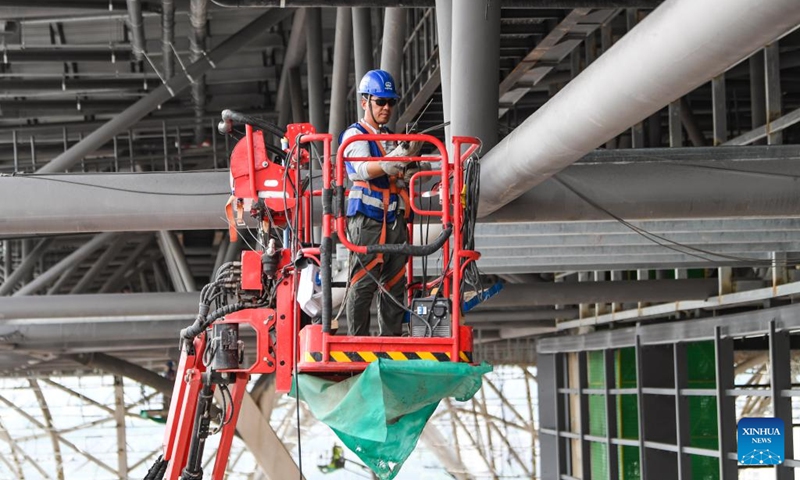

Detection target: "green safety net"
[292, 359, 493, 480]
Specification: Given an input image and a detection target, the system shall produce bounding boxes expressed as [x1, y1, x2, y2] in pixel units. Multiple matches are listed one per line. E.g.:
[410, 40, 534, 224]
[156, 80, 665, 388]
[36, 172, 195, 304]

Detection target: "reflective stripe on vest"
[341, 122, 403, 222]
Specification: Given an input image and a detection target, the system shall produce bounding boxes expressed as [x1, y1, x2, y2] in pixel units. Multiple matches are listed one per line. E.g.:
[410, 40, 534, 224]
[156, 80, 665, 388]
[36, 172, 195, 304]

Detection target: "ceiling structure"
[0, 0, 799, 477]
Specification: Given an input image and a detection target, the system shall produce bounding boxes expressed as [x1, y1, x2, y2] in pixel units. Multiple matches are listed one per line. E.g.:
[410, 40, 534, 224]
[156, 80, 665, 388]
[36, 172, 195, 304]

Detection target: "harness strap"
[384, 266, 406, 291]
[351, 256, 381, 285]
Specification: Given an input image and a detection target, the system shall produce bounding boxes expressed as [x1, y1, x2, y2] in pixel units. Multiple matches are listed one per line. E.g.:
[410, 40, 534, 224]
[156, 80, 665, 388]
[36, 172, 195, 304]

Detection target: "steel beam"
[13, 233, 114, 296]
[29, 378, 64, 480]
[0, 238, 52, 295]
[36, 7, 294, 174]
[208, 0, 663, 6]
[451, 0, 500, 152]
[0, 292, 198, 320]
[100, 236, 155, 293]
[478, 280, 716, 308]
[478, 0, 800, 217]
[4, 143, 800, 233]
[70, 235, 125, 294]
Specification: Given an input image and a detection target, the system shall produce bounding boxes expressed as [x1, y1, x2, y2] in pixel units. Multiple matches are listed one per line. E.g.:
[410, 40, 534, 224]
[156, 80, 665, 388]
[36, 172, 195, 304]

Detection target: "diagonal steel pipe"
[478, 0, 800, 218]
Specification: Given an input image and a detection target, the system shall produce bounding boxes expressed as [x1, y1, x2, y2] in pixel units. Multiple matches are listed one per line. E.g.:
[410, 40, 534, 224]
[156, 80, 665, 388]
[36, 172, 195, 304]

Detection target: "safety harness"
[342, 121, 411, 288]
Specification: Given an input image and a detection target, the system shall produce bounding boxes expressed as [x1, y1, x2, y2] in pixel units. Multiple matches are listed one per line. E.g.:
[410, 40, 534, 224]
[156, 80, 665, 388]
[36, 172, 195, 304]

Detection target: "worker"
[341, 69, 429, 336]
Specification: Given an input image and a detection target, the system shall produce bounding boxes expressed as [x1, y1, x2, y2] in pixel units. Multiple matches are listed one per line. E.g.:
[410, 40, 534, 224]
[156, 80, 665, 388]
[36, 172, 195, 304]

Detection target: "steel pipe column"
[450, 0, 500, 155]
[277, 9, 308, 128]
[305, 8, 326, 131]
[161, 0, 175, 79]
[37, 8, 294, 174]
[329, 7, 352, 150]
[434, 0, 452, 147]
[189, 0, 209, 144]
[352, 7, 373, 119]
[126, 0, 145, 61]
[478, 0, 800, 217]
[379, 7, 406, 131]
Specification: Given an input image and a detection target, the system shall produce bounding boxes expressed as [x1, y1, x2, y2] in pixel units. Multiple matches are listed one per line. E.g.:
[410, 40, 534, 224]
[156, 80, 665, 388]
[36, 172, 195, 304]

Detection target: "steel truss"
[0, 365, 540, 479]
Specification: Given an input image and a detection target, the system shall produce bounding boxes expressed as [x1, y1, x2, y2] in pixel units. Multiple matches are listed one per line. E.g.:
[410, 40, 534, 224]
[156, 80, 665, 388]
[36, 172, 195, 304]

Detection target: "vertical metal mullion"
[668, 99, 683, 147]
[578, 351, 591, 478]
[162, 121, 169, 171]
[714, 326, 737, 479]
[12, 130, 19, 173]
[635, 332, 647, 478]
[712, 74, 727, 145]
[113, 136, 120, 172]
[556, 352, 566, 478]
[604, 349, 619, 480]
[127, 129, 135, 171]
[765, 42, 782, 145]
[674, 342, 691, 479]
[175, 127, 183, 171]
[29, 135, 37, 171]
[769, 321, 794, 479]
[211, 119, 218, 170]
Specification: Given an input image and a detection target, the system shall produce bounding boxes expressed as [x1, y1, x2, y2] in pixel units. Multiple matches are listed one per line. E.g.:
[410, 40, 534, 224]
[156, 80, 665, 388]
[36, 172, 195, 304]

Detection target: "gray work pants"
[345, 212, 408, 336]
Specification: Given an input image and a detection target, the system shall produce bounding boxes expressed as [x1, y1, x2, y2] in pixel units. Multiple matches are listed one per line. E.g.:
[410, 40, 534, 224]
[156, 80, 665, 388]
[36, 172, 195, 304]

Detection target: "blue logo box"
[738, 417, 784, 465]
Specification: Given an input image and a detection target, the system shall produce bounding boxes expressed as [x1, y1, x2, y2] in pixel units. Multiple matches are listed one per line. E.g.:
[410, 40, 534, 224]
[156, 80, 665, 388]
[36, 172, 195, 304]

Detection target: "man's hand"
[386, 140, 423, 158]
[379, 160, 405, 175]
[403, 161, 432, 183]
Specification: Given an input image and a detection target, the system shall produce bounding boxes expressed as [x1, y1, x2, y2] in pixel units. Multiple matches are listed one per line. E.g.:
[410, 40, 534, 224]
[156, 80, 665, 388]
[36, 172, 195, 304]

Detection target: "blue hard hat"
[358, 69, 400, 99]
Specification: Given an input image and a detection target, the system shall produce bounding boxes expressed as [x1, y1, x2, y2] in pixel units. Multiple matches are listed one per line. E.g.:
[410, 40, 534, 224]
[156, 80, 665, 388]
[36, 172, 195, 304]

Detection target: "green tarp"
[292, 359, 492, 479]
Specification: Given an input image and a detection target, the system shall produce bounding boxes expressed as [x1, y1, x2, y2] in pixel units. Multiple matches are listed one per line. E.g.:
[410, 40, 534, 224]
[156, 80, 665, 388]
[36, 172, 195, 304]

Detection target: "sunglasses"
[372, 98, 397, 107]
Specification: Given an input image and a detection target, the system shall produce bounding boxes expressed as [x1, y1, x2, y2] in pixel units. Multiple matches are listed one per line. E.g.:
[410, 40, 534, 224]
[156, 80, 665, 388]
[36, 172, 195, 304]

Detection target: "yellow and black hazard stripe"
[305, 351, 473, 363]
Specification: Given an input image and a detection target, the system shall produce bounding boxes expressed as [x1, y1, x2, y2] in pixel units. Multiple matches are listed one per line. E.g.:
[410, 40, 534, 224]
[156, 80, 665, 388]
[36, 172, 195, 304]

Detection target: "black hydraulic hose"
[180, 302, 261, 342]
[366, 224, 453, 256]
[320, 237, 333, 333]
[218, 109, 286, 139]
[320, 180, 333, 333]
[143, 455, 167, 480]
[181, 383, 215, 480]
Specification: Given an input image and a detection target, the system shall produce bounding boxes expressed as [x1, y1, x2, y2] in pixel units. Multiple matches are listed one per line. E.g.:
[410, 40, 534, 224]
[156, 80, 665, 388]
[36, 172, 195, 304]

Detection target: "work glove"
[378, 160, 405, 176]
[403, 161, 432, 183]
[381, 141, 423, 175]
[386, 140, 423, 158]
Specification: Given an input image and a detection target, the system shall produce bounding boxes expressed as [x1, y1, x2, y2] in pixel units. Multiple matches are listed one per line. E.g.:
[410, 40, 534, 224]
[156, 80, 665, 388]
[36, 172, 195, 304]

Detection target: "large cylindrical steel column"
[37, 8, 294, 174]
[450, 0, 500, 155]
[352, 7, 373, 119]
[277, 9, 308, 127]
[434, 0, 452, 147]
[306, 7, 326, 131]
[329, 7, 352, 149]
[380, 7, 406, 131]
[478, 0, 800, 217]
